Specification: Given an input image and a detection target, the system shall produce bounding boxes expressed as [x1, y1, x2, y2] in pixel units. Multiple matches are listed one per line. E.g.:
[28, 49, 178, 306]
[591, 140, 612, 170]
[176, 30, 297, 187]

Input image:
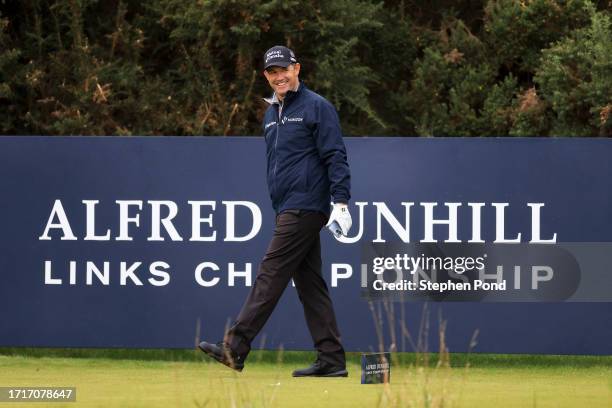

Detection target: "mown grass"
[0, 349, 610, 407]
[1, 347, 611, 367]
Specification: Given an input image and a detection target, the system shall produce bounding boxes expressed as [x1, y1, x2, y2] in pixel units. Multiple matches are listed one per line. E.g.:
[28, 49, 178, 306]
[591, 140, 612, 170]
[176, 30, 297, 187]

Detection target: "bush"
[0, 13, 24, 133]
[0, 0, 608, 136]
[534, 4, 612, 136]
[483, 0, 592, 73]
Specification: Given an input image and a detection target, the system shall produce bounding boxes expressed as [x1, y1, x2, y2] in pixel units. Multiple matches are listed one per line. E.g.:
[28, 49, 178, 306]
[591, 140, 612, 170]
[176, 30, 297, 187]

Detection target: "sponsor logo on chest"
[281, 116, 303, 124]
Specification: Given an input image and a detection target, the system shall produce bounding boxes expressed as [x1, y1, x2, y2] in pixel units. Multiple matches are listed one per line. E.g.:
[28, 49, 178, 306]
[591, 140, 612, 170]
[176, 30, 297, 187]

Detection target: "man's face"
[263, 63, 300, 100]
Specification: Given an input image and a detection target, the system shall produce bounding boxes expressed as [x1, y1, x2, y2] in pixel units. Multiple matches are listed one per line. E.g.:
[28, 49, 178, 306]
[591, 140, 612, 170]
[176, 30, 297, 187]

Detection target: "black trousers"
[226, 209, 346, 367]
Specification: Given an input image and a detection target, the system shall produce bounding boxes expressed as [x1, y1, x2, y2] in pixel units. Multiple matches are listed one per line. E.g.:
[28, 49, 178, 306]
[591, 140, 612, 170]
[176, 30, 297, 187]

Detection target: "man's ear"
[293, 63, 301, 76]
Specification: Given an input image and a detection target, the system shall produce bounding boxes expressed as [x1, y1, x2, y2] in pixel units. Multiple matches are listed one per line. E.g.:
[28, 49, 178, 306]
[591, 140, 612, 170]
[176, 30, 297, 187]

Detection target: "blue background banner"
[1, 137, 611, 354]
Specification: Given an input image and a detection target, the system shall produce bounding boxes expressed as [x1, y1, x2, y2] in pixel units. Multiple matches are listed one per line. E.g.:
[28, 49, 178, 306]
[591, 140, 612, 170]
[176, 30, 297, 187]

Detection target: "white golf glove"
[326, 202, 352, 238]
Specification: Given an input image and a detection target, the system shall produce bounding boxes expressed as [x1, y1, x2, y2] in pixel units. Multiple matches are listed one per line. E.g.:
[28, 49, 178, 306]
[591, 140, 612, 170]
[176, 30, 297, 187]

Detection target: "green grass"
[0, 349, 610, 407]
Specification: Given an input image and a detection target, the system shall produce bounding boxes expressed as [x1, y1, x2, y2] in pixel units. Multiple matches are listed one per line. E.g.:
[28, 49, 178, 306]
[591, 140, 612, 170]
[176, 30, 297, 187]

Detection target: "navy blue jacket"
[262, 82, 351, 216]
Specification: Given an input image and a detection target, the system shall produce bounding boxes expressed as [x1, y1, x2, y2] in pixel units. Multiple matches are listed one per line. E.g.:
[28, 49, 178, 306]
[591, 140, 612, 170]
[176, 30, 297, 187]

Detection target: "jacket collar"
[264, 81, 304, 105]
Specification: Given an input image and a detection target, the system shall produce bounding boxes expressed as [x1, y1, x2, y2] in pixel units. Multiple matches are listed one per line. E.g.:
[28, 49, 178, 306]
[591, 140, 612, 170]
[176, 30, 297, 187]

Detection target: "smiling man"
[199, 45, 353, 377]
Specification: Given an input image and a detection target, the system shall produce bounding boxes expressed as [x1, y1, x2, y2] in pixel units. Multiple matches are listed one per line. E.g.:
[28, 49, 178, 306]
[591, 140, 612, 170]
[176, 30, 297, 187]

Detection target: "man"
[199, 45, 352, 377]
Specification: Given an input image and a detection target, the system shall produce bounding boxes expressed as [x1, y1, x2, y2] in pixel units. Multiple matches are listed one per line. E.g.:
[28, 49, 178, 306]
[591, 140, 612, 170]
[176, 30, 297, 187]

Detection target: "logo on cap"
[264, 46, 297, 68]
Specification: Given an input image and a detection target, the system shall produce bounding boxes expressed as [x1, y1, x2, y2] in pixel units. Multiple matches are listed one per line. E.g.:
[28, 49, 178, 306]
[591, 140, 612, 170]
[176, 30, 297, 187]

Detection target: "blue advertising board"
[0, 137, 611, 354]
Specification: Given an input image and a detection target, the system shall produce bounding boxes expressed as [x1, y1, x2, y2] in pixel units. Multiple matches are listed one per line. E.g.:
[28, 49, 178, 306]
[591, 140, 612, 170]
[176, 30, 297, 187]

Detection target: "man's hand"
[326, 202, 352, 238]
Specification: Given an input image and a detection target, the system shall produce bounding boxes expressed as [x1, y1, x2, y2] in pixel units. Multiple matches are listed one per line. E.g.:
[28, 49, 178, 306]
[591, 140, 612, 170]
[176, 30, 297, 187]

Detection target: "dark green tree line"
[0, 0, 610, 136]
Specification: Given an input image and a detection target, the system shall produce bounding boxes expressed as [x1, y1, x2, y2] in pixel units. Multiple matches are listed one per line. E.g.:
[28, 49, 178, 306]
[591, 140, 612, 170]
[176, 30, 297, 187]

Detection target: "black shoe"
[198, 341, 245, 372]
[292, 360, 348, 377]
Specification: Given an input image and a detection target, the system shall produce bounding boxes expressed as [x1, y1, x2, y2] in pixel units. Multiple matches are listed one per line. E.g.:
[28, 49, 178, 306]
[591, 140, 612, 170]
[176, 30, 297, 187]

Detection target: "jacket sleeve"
[313, 100, 351, 203]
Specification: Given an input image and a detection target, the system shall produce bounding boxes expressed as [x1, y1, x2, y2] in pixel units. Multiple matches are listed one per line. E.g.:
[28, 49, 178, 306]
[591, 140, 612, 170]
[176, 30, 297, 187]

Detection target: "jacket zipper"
[273, 99, 283, 195]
